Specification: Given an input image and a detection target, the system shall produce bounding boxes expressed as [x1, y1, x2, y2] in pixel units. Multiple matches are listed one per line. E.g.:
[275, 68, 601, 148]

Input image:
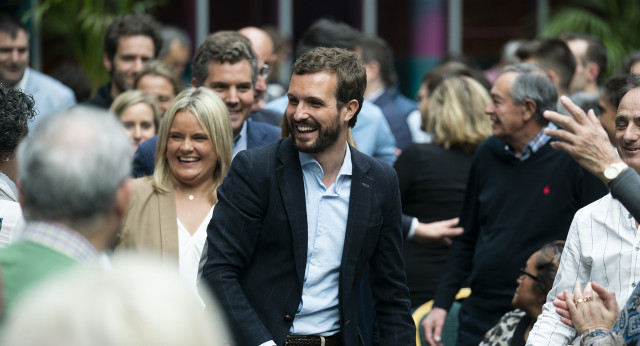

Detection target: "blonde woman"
[117, 87, 233, 290]
[394, 76, 492, 308]
[110, 90, 159, 154]
[134, 60, 184, 117]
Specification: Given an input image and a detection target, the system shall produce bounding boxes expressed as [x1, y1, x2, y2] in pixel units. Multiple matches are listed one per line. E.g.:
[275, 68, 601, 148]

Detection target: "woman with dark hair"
[0, 86, 36, 247]
[480, 240, 565, 345]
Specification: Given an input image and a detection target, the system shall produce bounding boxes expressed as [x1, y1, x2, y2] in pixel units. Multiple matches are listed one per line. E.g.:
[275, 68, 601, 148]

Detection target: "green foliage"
[23, 0, 166, 92]
[541, 0, 640, 77]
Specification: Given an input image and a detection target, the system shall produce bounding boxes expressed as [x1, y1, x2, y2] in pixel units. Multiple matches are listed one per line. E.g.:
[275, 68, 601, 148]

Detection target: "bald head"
[239, 26, 275, 66]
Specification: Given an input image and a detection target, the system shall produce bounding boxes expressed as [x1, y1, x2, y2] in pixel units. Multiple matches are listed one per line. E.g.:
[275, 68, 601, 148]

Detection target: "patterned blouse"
[480, 309, 530, 346]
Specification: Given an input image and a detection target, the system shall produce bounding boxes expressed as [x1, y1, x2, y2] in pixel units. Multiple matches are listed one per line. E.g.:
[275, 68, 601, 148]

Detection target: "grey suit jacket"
[202, 138, 414, 346]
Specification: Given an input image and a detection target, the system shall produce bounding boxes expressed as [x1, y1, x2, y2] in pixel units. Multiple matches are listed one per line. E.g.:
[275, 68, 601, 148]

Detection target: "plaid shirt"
[20, 221, 99, 264]
[505, 122, 557, 161]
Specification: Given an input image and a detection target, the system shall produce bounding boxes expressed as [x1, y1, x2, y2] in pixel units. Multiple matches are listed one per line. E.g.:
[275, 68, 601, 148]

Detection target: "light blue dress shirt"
[232, 120, 248, 159]
[266, 96, 397, 165]
[289, 145, 352, 336]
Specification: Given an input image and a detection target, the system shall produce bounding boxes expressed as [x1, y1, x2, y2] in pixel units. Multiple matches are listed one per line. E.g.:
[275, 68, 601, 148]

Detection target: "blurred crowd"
[1, 11, 640, 346]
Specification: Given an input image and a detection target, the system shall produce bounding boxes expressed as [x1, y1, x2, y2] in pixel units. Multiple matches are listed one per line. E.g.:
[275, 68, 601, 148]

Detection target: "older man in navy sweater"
[422, 63, 607, 346]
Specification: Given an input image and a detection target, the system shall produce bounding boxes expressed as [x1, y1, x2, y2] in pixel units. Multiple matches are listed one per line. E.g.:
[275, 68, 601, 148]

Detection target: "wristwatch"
[603, 162, 629, 185]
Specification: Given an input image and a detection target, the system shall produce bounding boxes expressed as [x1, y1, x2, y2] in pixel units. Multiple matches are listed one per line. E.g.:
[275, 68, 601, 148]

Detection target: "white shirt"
[178, 207, 214, 294]
[406, 109, 432, 144]
[0, 199, 25, 248]
[527, 193, 640, 345]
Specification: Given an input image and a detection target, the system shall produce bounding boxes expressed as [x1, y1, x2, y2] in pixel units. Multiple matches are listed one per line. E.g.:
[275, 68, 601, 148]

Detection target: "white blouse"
[177, 206, 214, 293]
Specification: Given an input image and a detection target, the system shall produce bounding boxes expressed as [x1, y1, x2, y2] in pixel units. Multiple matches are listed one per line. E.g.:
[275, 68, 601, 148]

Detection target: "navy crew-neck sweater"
[433, 136, 608, 321]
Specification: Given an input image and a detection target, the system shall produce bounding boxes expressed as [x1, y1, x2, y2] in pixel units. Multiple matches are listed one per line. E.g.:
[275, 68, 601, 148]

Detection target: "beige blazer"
[116, 178, 179, 262]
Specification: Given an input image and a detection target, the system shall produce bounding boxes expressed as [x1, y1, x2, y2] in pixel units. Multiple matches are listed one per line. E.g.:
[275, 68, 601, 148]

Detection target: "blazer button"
[284, 314, 293, 322]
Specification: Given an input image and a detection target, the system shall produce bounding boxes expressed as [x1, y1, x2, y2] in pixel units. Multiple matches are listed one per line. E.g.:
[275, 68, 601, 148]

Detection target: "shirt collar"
[232, 120, 248, 158]
[299, 143, 353, 179]
[505, 122, 557, 161]
[365, 88, 385, 103]
[0, 171, 18, 201]
[20, 220, 100, 264]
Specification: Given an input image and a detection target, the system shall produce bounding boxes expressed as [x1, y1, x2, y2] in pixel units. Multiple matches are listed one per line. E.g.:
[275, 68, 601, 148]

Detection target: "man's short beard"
[288, 114, 342, 154]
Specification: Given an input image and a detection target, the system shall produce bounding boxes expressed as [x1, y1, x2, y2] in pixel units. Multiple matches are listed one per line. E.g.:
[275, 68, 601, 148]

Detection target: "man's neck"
[0, 157, 17, 183]
[507, 123, 544, 156]
[310, 140, 348, 188]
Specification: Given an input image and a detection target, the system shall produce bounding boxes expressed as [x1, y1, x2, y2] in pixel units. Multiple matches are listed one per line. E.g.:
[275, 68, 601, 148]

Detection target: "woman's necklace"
[174, 185, 209, 201]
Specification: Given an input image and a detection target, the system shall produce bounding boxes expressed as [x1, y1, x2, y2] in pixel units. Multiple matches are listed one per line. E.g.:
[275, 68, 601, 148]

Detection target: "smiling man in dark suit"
[131, 30, 280, 177]
[202, 47, 414, 346]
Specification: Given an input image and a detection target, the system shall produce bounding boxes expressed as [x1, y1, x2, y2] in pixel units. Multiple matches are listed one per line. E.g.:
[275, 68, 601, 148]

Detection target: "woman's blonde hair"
[152, 87, 233, 204]
[423, 76, 492, 154]
[110, 89, 160, 130]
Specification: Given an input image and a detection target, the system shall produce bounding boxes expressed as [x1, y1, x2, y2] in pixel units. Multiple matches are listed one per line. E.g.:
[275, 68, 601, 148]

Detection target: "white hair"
[1, 253, 231, 346]
[17, 106, 131, 230]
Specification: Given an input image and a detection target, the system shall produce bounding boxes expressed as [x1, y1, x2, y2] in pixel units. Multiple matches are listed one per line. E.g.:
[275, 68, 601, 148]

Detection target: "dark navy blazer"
[201, 138, 415, 346]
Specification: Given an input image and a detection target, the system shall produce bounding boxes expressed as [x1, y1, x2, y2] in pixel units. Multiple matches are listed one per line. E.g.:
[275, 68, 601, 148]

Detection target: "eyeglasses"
[519, 268, 538, 281]
[259, 63, 271, 80]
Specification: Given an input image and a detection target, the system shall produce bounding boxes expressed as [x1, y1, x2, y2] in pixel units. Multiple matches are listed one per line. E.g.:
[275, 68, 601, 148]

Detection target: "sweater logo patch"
[543, 185, 550, 195]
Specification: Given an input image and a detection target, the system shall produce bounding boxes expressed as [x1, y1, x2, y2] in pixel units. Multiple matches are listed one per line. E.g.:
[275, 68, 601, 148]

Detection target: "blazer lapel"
[276, 139, 308, 288]
[158, 189, 179, 261]
[341, 148, 373, 294]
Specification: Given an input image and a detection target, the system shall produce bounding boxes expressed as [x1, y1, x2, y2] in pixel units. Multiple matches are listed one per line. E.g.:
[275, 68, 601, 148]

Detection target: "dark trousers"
[456, 308, 499, 346]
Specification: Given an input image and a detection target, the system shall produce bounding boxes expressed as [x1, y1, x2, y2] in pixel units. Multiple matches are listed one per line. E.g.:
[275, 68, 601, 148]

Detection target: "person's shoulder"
[264, 95, 288, 113]
[138, 136, 157, 152]
[27, 68, 71, 91]
[247, 119, 281, 139]
[239, 137, 287, 162]
[575, 192, 614, 218]
[351, 146, 396, 176]
[131, 177, 156, 198]
[360, 100, 385, 121]
[81, 84, 111, 109]
[471, 137, 502, 159]
[26, 68, 75, 101]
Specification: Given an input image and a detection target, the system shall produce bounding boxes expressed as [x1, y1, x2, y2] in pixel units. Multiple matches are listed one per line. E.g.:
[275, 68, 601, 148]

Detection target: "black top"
[433, 137, 608, 323]
[82, 83, 113, 109]
[394, 143, 473, 307]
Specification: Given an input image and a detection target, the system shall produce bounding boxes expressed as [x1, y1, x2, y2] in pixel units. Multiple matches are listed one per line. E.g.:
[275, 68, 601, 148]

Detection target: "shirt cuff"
[407, 217, 418, 239]
[258, 341, 277, 346]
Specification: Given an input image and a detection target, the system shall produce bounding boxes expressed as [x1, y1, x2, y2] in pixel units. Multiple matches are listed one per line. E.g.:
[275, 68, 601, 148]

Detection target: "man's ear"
[586, 62, 600, 83]
[103, 54, 112, 73]
[522, 98, 537, 122]
[191, 77, 199, 88]
[342, 99, 359, 125]
[547, 70, 561, 91]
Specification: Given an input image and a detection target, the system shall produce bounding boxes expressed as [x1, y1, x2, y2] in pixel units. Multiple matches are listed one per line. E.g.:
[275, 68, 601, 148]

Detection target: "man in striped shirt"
[527, 75, 640, 345]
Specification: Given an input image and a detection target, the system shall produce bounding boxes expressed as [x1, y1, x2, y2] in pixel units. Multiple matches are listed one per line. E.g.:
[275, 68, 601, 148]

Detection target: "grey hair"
[158, 26, 192, 58]
[501, 63, 558, 124]
[17, 106, 131, 231]
[2, 254, 230, 346]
